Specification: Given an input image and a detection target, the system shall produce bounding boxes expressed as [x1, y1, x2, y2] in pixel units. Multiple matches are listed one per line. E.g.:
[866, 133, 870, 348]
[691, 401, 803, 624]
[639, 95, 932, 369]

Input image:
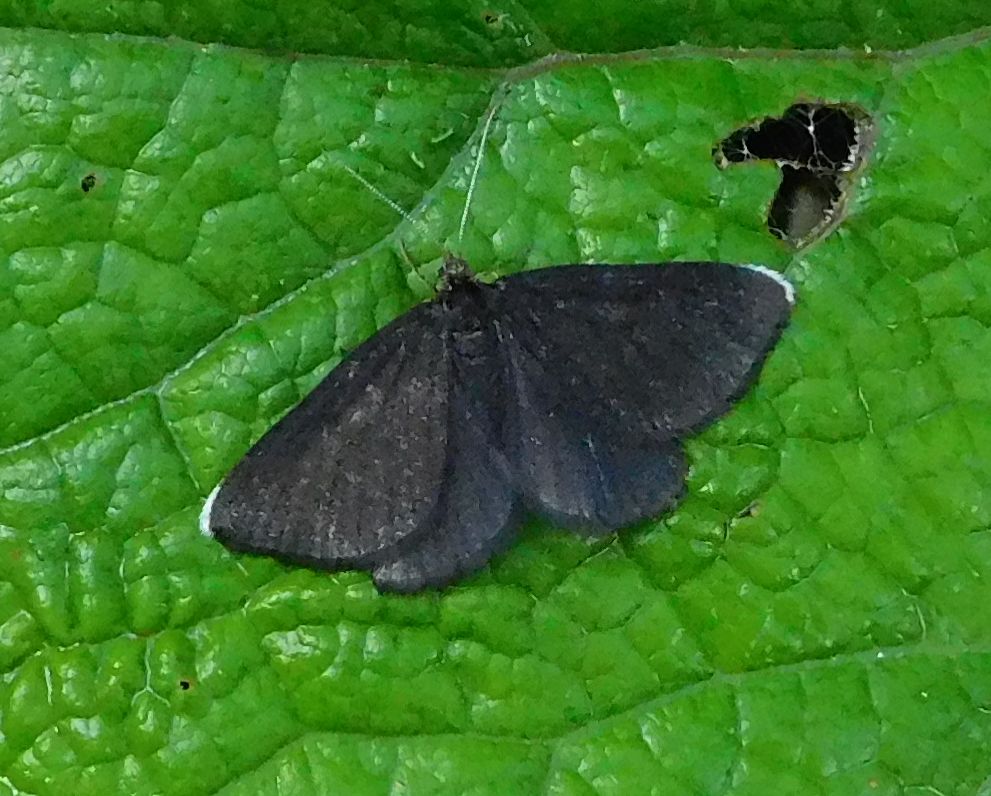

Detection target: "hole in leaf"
[179, 679, 192, 690]
[482, 10, 500, 24]
[768, 165, 843, 242]
[716, 103, 862, 172]
[80, 173, 97, 193]
[713, 102, 872, 247]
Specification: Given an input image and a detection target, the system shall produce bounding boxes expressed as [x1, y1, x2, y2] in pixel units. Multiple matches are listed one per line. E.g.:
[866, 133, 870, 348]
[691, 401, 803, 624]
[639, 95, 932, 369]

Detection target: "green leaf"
[2, 11, 991, 796]
[3, 1, 991, 62]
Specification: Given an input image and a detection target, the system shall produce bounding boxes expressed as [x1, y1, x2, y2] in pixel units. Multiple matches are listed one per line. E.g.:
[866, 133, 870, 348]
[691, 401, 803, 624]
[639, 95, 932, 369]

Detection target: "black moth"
[201, 257, 793, 593]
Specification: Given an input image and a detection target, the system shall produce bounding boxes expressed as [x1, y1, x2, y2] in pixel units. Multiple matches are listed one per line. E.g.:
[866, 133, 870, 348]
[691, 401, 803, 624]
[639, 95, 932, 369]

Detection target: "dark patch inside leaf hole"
[179, 679, 191, 690]
[714, 102, 872, 247]
[80, 173, 97, 193]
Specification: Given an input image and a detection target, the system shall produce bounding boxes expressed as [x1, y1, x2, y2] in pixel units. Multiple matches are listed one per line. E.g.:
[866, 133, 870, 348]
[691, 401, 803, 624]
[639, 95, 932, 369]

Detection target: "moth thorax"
[452, 318, 489, 361]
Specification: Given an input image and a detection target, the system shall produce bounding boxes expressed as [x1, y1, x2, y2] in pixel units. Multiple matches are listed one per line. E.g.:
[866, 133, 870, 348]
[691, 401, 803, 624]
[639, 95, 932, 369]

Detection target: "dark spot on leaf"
[723, 500, 762, 541]
[481, 9, 507, 32]
[179, 679, 191, 690]
[80, 173, 97, 193]
[714, 102, 872, 247]
[736, 500, 761, 519]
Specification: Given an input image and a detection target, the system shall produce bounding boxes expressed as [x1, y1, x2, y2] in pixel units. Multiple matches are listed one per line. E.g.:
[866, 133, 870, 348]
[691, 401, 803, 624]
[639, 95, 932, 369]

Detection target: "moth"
[200, 255, 793, 592]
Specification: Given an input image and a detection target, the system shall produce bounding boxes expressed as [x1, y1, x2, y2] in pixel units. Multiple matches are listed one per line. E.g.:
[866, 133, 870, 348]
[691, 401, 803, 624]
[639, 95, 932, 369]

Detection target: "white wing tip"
[199, 485, 221, 538]
[743, 264, 795, 306]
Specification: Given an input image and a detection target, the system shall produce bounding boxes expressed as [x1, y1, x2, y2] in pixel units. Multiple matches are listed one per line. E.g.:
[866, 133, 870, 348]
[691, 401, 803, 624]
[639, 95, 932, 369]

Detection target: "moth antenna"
[340, 164, 415, 223]
[457, 100, 500, 245]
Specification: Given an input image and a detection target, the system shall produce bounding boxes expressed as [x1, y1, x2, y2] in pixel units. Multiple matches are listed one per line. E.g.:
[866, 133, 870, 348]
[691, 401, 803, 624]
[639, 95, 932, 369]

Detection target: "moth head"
[437, 252, 479, 295]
